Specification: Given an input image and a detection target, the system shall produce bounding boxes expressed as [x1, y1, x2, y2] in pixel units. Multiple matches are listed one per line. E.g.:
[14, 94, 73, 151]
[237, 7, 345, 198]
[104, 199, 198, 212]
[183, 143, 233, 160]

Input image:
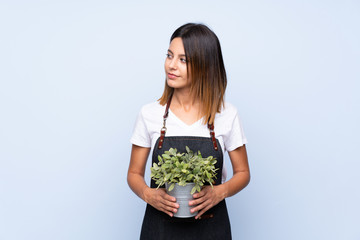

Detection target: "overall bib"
[140, 97, 232, 240]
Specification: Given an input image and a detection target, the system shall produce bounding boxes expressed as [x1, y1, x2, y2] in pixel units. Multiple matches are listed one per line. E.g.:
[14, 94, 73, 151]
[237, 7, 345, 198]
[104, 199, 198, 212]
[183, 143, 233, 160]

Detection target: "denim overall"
[139, 97, 232, 240]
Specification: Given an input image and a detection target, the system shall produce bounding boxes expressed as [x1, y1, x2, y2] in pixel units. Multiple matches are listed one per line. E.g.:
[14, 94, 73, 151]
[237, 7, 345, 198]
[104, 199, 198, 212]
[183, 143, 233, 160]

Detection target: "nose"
[168, 58, 177, 70]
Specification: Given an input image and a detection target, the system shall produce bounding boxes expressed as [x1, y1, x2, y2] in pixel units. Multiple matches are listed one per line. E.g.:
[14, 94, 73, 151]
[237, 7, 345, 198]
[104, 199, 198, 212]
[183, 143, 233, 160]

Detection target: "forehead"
[168, 37, 185, 55]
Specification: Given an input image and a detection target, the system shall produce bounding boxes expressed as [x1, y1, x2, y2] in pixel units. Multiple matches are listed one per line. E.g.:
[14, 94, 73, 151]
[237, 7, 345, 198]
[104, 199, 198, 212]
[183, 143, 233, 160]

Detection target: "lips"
[167, 73, 179, 79]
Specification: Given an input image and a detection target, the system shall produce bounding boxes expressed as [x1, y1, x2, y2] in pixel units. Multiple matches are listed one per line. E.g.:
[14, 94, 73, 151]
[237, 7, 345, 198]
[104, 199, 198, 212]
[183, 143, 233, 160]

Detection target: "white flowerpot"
[166, 183, 197, 218]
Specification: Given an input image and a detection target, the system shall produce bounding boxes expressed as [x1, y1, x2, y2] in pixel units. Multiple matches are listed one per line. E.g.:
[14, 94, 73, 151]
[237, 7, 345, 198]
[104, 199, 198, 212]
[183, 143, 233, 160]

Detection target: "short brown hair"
[158, 23, 227, 125]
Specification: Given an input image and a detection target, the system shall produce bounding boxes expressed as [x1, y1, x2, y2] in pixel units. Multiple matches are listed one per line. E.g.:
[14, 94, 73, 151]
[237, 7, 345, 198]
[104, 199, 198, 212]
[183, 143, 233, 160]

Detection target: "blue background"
[0, 0, 359, 239]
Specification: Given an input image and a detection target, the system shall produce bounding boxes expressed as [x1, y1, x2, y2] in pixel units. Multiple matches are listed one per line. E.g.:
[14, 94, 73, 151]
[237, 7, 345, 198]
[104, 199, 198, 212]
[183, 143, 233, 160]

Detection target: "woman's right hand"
[128, 145, 179, 217]
[143, 187, 179, 217]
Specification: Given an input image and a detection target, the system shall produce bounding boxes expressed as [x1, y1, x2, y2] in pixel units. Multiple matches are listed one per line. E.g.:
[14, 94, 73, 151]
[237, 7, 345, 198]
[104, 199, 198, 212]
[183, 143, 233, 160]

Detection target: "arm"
[127, 144, 179, 217]
[220, 144, 250, 198]
[189, 144, 250, 219]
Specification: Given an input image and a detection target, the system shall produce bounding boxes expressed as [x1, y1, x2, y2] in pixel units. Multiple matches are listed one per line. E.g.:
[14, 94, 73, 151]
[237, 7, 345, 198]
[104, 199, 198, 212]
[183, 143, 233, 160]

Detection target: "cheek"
[181, 65, 188, 76]
[184, 67, 190, 81]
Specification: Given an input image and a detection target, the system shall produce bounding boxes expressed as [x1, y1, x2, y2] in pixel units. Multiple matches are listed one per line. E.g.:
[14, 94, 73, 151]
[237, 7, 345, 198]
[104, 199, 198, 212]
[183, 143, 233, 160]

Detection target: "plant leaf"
[152, 163, 159, 170]
[186, 174, 194, 181]
[165, 173, 171, 181]
[168, 183, 175, 192]
[179, 180, 186, 186]
[162, 154, 171, 159]
[169, 148, 177, 156]
[191, 186, 197, 195]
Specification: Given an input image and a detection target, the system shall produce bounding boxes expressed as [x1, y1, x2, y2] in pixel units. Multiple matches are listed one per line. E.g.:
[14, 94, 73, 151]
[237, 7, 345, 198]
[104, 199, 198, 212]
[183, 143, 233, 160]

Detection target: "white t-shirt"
[130, 101, 248, 183]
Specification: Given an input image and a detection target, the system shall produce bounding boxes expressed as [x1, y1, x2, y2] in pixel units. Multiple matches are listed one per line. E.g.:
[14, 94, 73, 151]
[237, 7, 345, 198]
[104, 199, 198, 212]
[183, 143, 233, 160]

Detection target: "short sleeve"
[130, 108, 151, 148]
[224, 112, 248, 152]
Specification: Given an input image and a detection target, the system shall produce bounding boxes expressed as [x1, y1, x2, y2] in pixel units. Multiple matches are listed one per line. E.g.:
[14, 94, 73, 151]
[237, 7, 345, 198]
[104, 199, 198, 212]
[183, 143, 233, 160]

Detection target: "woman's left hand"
[188, 185, 226, 219]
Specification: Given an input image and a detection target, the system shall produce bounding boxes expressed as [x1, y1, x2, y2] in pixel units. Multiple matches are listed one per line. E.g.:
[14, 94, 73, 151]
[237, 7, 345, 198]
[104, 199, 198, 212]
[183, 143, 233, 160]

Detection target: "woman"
[127, 23, 250, 240]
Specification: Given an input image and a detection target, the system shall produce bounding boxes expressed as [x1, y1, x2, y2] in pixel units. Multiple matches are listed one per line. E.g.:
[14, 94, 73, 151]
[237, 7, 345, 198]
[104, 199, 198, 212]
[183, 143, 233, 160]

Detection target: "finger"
[191, 199, 211, 214]
[193, 188, 208, 198]
[195, 207, 210, 219]
[162, 193, 177, 202]
[160, 196, 179, 209]
[154, 199, 177, 216]
[160, 202, 178, 213]
[189, 196, 206, 206]
[159, 207, 174, 217]
[152, 201, 172, 216]
[190, 187, 212, 205]
[158, 189, 177, 202]
[190, 202, 207, 213]
[195, 204, 212, 219]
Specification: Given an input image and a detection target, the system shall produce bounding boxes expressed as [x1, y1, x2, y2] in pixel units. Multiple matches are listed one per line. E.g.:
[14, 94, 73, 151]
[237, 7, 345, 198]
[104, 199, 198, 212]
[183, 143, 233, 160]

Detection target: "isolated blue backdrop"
[0, 0, 359, 239]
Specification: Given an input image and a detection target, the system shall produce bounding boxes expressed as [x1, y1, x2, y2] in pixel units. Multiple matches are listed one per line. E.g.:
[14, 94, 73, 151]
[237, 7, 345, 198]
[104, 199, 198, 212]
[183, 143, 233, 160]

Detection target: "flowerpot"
[165, 183, 197, 218]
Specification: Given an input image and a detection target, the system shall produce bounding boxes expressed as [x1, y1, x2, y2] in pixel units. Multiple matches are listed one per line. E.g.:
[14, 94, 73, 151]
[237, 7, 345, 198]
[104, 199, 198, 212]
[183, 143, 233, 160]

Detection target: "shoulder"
[138, 101, 165, 122]
[140, 101, 164, 113]
[222, 102, 238, 114]
[215, 101, 248, 150]
[216, 102, 239, 121]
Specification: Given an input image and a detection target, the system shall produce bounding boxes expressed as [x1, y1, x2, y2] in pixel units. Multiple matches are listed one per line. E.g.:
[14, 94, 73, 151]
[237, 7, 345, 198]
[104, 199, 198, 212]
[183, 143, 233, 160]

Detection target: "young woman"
[127, 23, 250, 240]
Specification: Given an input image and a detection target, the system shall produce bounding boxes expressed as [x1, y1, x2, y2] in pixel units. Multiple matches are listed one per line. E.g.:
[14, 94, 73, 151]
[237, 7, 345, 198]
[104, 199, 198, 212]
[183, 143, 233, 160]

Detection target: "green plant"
[150, 146, 218, 194]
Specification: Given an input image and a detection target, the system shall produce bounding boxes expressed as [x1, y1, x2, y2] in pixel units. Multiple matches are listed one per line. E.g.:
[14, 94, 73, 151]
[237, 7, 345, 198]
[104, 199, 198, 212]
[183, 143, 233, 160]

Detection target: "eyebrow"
[167, 49, 186, 57]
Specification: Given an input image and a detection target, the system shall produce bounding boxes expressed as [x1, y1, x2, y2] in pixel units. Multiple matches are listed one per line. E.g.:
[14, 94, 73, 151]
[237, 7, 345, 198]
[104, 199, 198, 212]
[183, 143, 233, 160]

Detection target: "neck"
[172, 88, 200, 112]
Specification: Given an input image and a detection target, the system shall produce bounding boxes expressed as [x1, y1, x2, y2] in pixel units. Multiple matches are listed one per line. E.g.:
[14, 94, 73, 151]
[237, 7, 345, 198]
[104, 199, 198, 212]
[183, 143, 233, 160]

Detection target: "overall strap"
[158, 95, 218, 151]
[208, 122, 218, 151]
[158, 96, 172, 149]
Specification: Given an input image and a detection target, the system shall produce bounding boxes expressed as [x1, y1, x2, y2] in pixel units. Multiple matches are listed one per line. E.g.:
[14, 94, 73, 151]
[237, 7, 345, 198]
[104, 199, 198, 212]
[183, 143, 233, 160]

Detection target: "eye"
[180, 58, 187, 63]
[166, 53, 173, 59]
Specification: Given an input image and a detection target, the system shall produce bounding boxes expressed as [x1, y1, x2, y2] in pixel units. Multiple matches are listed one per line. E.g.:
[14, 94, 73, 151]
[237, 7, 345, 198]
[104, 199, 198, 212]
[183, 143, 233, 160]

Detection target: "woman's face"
[164, 37, 190, 90]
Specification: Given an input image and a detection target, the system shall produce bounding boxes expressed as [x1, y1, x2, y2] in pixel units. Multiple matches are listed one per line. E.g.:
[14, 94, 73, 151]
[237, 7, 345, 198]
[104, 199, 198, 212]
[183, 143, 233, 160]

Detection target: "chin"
[167, 79, 189, 90]
[166, 79, 177, 88]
